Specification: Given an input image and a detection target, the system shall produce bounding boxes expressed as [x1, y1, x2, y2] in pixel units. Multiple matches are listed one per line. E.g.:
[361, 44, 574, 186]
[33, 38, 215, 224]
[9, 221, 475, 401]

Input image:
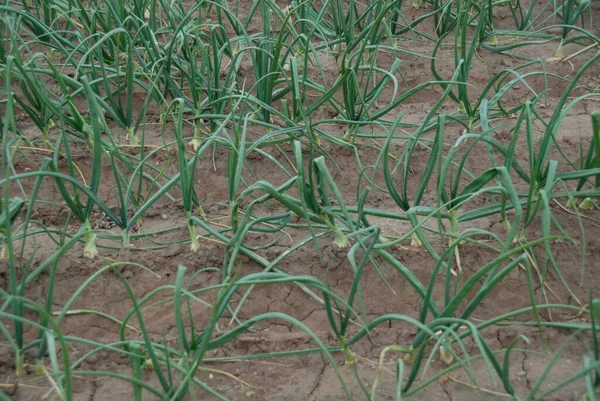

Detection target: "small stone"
[87, 353, 99, 364]
[160, 214, 168, 220]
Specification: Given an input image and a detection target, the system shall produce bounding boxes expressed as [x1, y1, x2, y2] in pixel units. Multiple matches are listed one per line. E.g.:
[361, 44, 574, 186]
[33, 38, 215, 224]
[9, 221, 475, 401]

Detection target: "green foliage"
[1, 0, 600, 399]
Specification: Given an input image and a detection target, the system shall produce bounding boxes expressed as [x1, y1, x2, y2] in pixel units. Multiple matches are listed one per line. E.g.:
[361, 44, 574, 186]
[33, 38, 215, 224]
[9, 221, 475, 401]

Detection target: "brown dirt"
[2, 1, 600, 401]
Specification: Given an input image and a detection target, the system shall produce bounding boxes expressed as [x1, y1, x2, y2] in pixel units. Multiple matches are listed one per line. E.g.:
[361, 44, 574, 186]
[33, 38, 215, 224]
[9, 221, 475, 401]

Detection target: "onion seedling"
[114, 267, 355, 399]
[183, 23, 238, 150]
[571, 112, 600, 211]
[335, 1, 402, 138]
[522, 51, 600, 229]
[157, 0, 241, 149]
[243, 0, 298, 123]
[91, 33, 146, 146]
[587, 297, 600, 399]
[8, 54, 55, 149]
[508, 0, 540, 31]
[381, 63, 463, 246]
[402, 251, 538, 396]
[326, 0, 357, 58]
[327, 228, 379, 365]
[166, 96, 236, 252]
[168, 99, 207, 252]
[554, 0, 591, 58]
[1, 79, 26, 377]
[228, 140, 357, 278]
[48, 76, 112, 258]
[430, 3, 487, 127]
[437, 136, 523, 253]
[431, 0, 458, 37]
[0, 197, 23, 260]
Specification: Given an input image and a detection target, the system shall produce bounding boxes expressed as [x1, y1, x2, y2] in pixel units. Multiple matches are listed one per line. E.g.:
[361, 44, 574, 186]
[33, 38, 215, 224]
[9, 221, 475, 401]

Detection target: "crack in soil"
[496, 329, 504, 348]
[308, 358, 327, 399]
[441, 382, 452, 400]
[521, 351, 532, 391]
[297, 307, 323, 323]
[88, 374, 98, 401]
[270, 321, 293, 332]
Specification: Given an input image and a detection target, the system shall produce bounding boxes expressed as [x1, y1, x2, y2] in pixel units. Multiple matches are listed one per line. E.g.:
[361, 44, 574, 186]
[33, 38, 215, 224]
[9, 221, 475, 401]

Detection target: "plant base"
[16, 350, 25, 377]
[189, 223, 200, 252]
[83, 220, 98, 259]
[35, 358, 45, 376]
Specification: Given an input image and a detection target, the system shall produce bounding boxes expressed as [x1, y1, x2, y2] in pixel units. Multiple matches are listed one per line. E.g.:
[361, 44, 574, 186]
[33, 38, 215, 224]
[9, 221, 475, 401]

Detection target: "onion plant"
[0, 228, 90, 380]
[0, 197, 23, 260]
[588, 297, 600, 399]
[437, 134, 523, 249]
[229, 140, 357, 266]
[168, 99, 233, 252]
[428, 0, 497, 44]
[554, 0, 591, 58]
[431, 0, 458, 37]
[324, 0, 358, 57]
[430, 3, 487, 128]
[224, 137, 358, 282]
[337, 9, 402, 138]
[111, 265, 355, 399]
[1, 77, 81, 380]
[381, 64, 462, 246]
[3, 0, 600, 398]
[46, 77, 108, 258]
[168, 99, 202, 252]
[241, 0, 298, 123]
[180, 22, 238, 150]
[88, 33, 147, 146]
[0, 85, 25, 377]
[401, 247, 538, 393]
[521, 51, 600, 229]
[508, 0, 540, 31]
[8, 54, 55, 148]
[571, 111, 600, 210]
[323, 0, 427, 139]
[157, 0, 236, 148]
[327, 227, 379, 366]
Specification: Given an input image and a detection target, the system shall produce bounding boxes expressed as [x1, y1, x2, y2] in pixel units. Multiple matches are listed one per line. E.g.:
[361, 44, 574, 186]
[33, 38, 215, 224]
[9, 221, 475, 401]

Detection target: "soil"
[2, 1, 600, 401]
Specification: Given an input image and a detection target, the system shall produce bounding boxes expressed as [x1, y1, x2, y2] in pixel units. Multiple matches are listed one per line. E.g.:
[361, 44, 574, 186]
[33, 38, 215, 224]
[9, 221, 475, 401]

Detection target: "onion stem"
[15, 349, 25, 377]
[83, 219, 98, 259]
[189, 222, 200, 252]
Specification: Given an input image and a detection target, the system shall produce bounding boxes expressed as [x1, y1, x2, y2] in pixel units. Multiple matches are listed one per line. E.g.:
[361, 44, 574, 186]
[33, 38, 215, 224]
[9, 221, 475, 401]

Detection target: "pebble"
[161, 214, 168, 220]
[87, 353, 99, 364]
